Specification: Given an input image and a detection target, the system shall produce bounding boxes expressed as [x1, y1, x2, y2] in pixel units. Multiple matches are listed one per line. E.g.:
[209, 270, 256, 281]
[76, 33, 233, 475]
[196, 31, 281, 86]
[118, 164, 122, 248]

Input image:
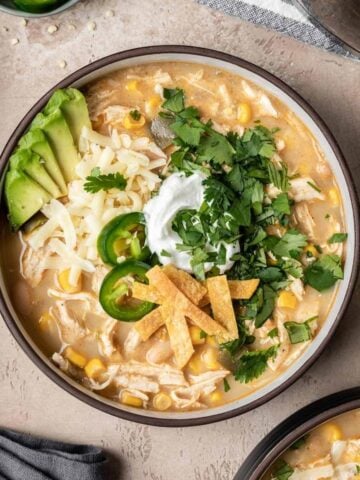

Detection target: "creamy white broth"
[265, 410, 360, 480]
[1, 62, 346, 412]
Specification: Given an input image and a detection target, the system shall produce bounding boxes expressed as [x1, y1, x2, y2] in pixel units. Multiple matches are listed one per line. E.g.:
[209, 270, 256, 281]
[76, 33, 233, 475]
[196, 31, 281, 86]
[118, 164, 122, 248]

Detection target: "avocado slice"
[10, 149, 62, 198]
[18, 128, 67, 195]
[31, 110, 79, 183]
[5, 169, 51, 230]
[44, 88, 91, 147]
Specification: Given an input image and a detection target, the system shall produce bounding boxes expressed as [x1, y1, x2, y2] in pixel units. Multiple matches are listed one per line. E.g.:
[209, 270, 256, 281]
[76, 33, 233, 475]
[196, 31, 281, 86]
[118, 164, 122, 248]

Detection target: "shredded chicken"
[290, 178, 325, 202]
[170, 370, 229, 409]
[293, 202, 316, 240]
[241, 80, 278, 117]
[51, 301, 88, 344]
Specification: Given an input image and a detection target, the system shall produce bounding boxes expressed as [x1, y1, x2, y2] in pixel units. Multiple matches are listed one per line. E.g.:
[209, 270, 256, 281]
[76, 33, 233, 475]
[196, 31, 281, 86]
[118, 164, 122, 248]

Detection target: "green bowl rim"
[0, 0, 81, 18]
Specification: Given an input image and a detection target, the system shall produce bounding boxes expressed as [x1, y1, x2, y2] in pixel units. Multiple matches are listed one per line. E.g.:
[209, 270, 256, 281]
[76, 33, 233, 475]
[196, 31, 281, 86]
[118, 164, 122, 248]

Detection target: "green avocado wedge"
[44, 88, 91, 147]
[5, 169, 51, 230]
[9, 149, 62, 198]
[13, 0, 66, 14]
[31, 109, 79, 183]
[18, 128, 67, 195]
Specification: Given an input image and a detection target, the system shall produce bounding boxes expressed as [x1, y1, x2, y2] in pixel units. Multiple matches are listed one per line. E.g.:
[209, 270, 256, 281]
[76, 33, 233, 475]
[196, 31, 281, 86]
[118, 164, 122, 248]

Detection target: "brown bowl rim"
[234, 387, 360, 479]
[0, 45, 358, 427]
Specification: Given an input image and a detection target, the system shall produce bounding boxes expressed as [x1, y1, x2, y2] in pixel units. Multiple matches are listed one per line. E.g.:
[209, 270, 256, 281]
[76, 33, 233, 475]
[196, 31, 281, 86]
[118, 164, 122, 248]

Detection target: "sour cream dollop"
[144, 172, 239, 273]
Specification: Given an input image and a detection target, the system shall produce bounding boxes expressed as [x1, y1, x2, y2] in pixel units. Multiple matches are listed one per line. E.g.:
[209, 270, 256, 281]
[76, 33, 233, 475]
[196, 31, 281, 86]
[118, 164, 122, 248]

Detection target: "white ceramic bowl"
[0, 46, 358, 426]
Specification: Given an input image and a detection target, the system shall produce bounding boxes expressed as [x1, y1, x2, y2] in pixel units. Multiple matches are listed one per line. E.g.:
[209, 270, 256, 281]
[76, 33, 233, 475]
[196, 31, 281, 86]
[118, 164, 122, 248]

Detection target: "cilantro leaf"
[234, 346, 277, 383]
[197, 129, 235, 165]
[223, 378, 231, 392]
[268, 162, 289, 192]
[328, 233, 348, 244]
[129, 109, 141, 121]
[170, 118, 203, 146]
[84, 171, 127, 193]
[162, 88, 185, 113]
[255, 285, 276, 327]
[271, 460, 294, 480]
[272, 229, 308, 259]
[304, 254, 343, 291]
[284, 321, 312, 344]
[272, 193, 291, 215]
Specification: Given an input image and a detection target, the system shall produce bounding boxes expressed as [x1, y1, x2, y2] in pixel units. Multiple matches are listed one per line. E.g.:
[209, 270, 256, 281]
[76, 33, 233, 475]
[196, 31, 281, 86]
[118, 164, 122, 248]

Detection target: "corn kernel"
[153, 392, 172, 411]
[298, 162, 310, 175]
[39, 312, 53, 330]
[65, 347, 87, 368]
[202, 348, 221, 370]
[125, 80, 138, 92]
[189, 326, 205, 345]
[84, 358, 106, 379]
[148, 95, 161, 108]
[121, 392, 143, 408]
[123, 112, 146, 130]
[208, 390, 222, 405]
[304, 244, 318, 258]
[317, 422, 343, 442]
[237, 102, 252, 124]
[187, 354, 203, 375]
[58, 269, 82, 294]
[328, 188, 339, 205]
[206, 335, 218, 347]
[277, 291, 298, 309]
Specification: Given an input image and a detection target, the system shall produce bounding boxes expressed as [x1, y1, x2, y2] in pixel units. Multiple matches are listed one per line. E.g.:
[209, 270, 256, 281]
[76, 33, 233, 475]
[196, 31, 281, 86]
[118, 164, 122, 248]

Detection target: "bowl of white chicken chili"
[0, 46, 358, 426]
[235, 388, 360, 480]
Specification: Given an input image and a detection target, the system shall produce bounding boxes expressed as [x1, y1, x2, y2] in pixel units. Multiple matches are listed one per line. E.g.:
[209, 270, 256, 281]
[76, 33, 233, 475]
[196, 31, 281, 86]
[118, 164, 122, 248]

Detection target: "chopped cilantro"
[199, 330, 207, 339]
[304, 254, 343, 291]
[290, 435, 308, 450]
[234, 346, 278, 383]
[271, 460, 294, 480]
[129, 109, 141, 121]
[162, 88, 185, 113]
[255, 285, 276, 327]
[272, 229, 307, 259]
[160, 249, 171, 257]
[84, 171, 127, 193]
[268, 162, 289, 192]
[223, 378, 231, 392]
[307, 181, 321, 193]
[284, 321, 312, 344]
[268, 327, 279, 338]
[272, 193, 291, 215]
[328, 232, 348, 244]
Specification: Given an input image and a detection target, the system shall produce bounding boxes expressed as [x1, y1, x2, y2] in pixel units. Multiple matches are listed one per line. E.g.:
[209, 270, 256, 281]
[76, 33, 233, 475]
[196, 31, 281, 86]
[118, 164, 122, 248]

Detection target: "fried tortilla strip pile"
[147, 266, 230, 340]
[207, 276, 238, 339]
[132, 265, 260, 366]
[161, 298, 194, 368]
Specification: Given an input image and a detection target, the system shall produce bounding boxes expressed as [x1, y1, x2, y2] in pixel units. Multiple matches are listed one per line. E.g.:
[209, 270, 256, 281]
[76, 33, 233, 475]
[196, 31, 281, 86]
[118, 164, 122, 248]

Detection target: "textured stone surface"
[0, 1, 359, 479]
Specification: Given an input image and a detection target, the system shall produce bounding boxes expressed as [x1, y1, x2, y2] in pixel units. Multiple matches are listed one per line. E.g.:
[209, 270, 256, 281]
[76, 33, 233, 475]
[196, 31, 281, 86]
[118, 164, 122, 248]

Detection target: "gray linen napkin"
[196, 0, 357, 58]
[0, 428, 108, 480]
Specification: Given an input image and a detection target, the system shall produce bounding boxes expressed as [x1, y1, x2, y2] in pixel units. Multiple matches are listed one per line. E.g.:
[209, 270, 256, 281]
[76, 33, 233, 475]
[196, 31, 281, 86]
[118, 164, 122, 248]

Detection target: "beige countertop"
[0, 1, 359, 479]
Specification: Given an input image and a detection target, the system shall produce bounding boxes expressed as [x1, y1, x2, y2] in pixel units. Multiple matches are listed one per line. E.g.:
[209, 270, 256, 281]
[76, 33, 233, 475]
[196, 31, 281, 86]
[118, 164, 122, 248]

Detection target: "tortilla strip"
[134, 307, 164, 341]
[146, 266, 230, 340]
[161, 297, 194, 369]
[228, 279, 260, 299]
[207, 276, 238, 339]
[163, 264, 207, 305]
[132, 282, 163, 304]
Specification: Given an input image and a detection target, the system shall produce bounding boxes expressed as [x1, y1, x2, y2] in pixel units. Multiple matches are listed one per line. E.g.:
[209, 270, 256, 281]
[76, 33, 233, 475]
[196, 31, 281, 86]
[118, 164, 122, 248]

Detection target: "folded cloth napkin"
[197, 0, 357, 58]
[0, 428, 108, 480]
